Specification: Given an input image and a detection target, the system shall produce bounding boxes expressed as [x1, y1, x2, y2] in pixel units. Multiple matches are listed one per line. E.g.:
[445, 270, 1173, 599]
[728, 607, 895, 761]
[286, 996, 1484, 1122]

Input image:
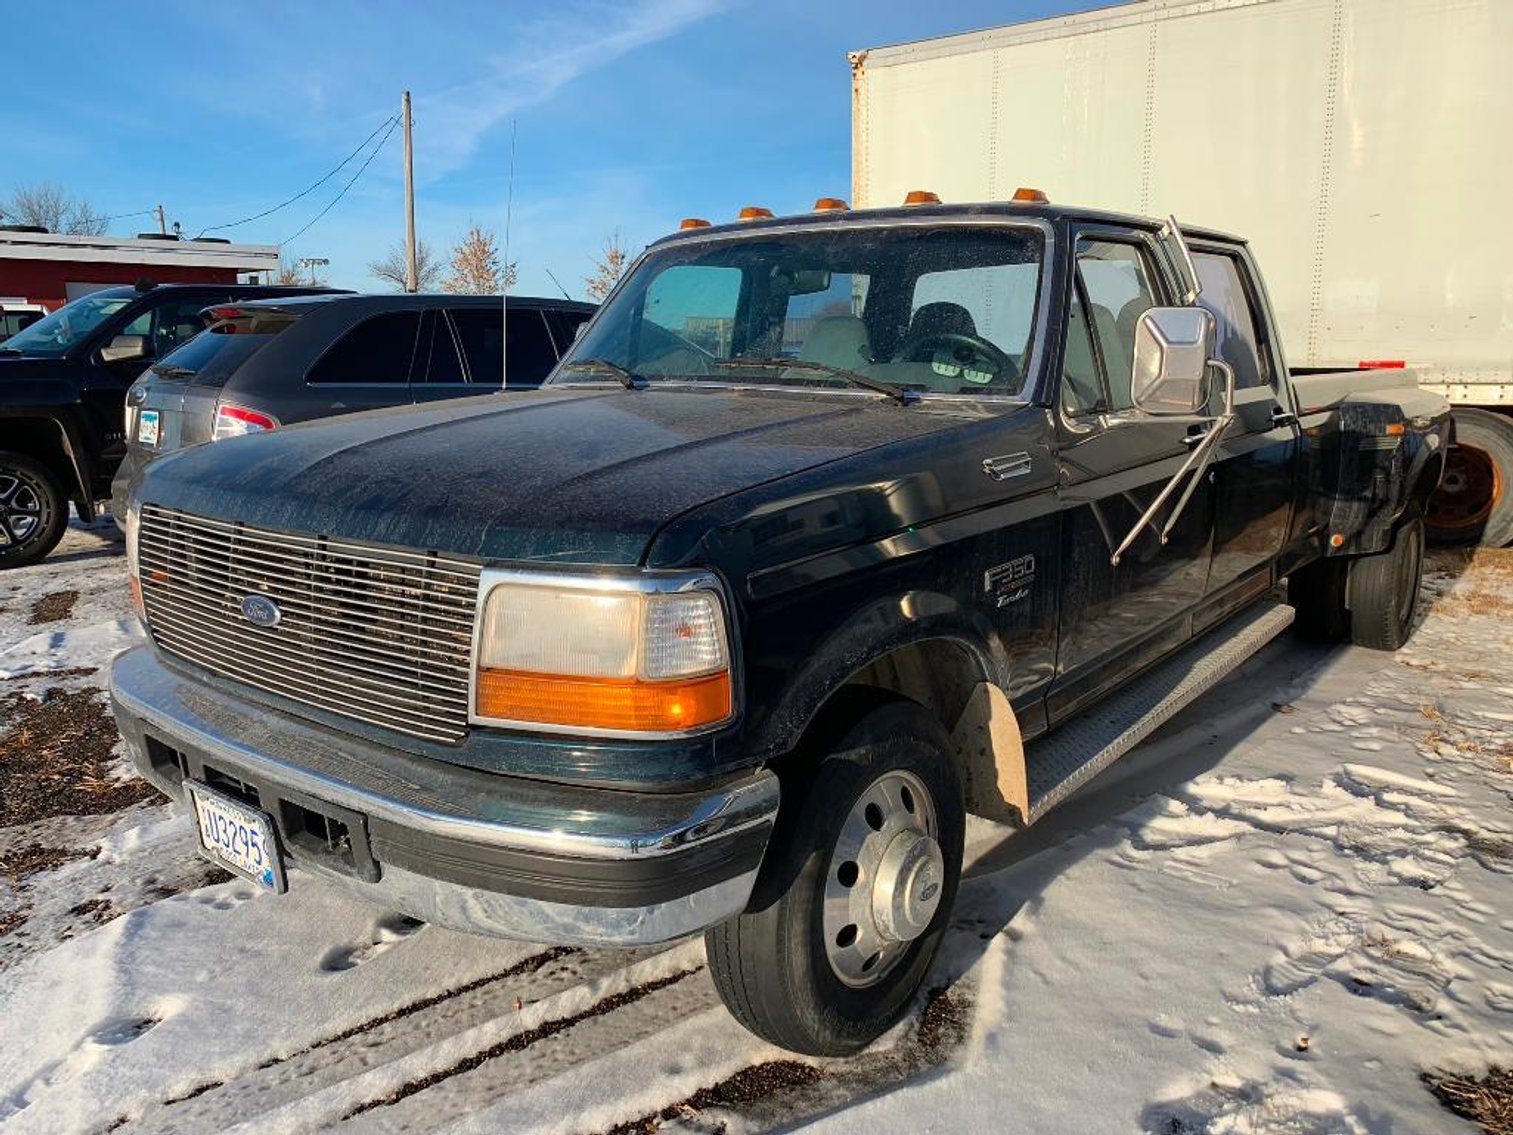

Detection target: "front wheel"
[1348, 515, 1424, 651]
[0, 452, 68, 570]
[705, 700, 965, 1056]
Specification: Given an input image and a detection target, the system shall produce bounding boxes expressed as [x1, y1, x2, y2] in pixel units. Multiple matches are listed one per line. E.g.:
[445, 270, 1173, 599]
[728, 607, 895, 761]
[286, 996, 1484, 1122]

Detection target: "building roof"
[0, 229, 279, 272]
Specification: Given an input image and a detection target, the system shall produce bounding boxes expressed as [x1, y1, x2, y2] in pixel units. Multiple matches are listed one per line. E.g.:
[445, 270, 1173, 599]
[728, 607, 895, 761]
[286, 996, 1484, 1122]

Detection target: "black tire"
[1347, 515, 1424, 651]
[1288, 555, 1351, 643]
[0, 451, 68, 570]
[1426, 408, 1513, 548]
[705, 700, 964, 1056]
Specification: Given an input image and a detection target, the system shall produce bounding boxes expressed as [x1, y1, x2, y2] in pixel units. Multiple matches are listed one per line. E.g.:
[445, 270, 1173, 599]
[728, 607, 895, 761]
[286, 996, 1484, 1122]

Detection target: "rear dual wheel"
[1290, 515, 1425, 651]
[705, 701, 964, 1056]
[1426, 409, 1513, 548]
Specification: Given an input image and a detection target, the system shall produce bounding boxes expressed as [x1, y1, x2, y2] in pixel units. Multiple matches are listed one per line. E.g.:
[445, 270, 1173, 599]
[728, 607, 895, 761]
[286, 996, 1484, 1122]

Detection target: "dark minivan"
[112, 294, 593, 519]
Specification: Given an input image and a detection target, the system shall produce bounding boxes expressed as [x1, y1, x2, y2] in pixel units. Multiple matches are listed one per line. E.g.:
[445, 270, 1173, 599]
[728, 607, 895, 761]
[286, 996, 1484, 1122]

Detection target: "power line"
[195, 114, 398, 238]
[280, 115, 401, 247]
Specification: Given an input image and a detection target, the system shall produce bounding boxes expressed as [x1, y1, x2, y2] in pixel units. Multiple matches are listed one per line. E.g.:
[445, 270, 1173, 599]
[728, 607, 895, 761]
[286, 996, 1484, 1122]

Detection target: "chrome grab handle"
[1182, 428, 1210, 448]
[1271, 408, 1297, 428]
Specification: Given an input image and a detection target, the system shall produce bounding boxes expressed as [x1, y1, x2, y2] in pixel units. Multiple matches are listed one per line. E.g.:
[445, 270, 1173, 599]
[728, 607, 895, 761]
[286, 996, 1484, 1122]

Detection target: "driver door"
[1048, 227, 1216, 723]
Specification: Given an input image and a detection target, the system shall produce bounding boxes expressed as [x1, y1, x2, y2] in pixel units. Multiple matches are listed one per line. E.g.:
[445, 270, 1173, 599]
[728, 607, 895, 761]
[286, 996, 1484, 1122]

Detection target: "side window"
[450, 308, 503, 387]
[421, 313, 467, 384]
[1194, 251, 1268, 390]
[504, 309, 558, 388]
[306, 311, 421, 385]
[1072, 238, 1159, 410]
[544, 309, 590, 356]
[152, 299, 220, 357]
[1061, 289, 1106, 417]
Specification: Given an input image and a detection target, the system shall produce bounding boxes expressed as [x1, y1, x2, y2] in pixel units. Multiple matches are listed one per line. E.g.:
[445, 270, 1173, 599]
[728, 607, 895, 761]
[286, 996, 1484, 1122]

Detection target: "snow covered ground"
[2, 522, 1511, 1134]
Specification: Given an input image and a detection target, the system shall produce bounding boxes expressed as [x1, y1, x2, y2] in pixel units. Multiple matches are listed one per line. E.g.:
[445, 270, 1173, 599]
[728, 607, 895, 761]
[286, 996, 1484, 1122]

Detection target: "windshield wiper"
[557, 358, 648, 390]
[713, 358, 917, 405]
[0, 347, 22, 357]
[152, 364, 197, 379]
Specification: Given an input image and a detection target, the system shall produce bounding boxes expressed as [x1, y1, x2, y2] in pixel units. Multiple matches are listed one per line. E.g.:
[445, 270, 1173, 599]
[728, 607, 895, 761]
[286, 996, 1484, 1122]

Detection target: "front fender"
[741, 587, 1008, 763]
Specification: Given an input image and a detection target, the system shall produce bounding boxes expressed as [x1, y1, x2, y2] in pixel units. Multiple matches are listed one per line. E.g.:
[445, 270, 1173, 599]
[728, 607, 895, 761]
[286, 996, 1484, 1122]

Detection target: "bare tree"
[273, 255, 327, 286]
[585, 232, 629, 301]
[1, 181, 110, 235]
[443, 225, 517, 294]
[368, 239, 443, 291]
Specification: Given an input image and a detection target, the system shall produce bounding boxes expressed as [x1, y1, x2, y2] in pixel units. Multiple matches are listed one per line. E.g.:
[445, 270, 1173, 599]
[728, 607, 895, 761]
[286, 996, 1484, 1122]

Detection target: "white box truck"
[851, 0, 1513, 545]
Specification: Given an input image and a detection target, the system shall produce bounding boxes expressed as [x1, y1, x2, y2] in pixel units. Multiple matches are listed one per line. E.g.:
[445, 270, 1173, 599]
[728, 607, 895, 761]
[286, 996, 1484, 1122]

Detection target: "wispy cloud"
[416, 0, 723, 180]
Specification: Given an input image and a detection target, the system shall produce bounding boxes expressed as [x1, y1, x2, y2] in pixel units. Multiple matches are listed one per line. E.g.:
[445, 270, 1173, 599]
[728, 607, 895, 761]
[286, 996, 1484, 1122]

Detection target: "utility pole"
[154, 204, 167, 236]
[402, 90, 418, 293]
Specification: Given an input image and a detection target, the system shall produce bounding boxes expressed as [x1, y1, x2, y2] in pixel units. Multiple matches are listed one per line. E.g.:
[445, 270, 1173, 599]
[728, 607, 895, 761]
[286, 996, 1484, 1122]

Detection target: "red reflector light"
[212, 403, 278, 440]
[1359, 359, 1405, 369]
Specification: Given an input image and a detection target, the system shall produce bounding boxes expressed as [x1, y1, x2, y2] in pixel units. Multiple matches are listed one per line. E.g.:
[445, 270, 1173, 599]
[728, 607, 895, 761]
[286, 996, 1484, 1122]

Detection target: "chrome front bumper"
[109, 646, 778, 946]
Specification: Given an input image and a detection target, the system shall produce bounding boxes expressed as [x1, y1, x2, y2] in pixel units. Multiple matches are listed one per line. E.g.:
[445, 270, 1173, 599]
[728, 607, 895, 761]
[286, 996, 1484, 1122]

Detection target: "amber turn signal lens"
[738, 206, 774, 221]
[476, 668, 732, 733]
[1012, 186, 1049, 203]
[680, 217, 711, 230]
[902, 190, 940, 205]
[813, 197, 849, 212]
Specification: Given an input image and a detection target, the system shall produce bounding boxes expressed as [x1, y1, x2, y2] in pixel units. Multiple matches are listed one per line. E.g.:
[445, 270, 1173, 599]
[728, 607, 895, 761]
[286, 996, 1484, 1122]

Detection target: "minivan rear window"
[152, 315, 298, 388]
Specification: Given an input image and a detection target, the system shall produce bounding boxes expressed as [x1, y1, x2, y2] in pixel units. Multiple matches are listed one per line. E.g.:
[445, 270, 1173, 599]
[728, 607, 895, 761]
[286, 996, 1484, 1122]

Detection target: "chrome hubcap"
[823, 769, 941, 988]
[0, 473, 44, 547]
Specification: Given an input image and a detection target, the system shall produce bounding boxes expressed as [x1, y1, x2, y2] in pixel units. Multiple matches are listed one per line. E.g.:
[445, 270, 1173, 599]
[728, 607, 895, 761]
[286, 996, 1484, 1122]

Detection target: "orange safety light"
[903, 190, 940, 206]
[476, 669, 733, 733]
[813, 197, 849, 212]
[679, 217, 712, 230]
[738, 206, 775, 221]
[1012, 187, 1049, 203]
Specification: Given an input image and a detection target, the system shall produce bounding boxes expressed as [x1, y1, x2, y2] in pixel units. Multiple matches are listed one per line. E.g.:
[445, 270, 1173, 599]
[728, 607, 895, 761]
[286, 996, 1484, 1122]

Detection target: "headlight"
[471, 573, 733, 736]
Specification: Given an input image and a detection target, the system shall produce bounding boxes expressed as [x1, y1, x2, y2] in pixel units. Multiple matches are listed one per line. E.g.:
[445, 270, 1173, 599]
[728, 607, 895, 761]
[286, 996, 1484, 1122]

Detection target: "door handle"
[1182, 428, 1210, 448]
[1271, 408, 1297, 428]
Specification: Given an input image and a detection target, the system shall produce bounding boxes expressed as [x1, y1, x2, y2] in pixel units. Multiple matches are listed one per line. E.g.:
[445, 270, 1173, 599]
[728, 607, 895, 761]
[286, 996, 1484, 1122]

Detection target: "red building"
[0, 229, 281, 311]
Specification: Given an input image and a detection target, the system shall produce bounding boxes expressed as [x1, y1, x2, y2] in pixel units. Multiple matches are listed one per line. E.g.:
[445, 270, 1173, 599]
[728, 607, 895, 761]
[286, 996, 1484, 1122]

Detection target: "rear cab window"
[306, 311, 421, 385]
[1192, 249, 1270, 391]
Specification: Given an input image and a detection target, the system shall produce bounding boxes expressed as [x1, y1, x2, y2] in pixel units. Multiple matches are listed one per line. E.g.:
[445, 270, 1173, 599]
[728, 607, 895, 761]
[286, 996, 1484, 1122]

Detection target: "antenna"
[542, 265, 572, 301]
[501, 118, 517, 390]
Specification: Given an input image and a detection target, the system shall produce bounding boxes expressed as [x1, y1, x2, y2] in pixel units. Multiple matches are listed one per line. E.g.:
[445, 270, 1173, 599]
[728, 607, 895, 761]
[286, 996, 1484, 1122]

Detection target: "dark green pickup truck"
[110, 196, 1449, 1055]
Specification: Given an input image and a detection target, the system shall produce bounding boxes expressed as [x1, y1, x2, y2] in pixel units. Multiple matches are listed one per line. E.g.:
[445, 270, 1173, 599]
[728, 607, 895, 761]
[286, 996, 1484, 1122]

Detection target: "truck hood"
[137, 386, 973, 564]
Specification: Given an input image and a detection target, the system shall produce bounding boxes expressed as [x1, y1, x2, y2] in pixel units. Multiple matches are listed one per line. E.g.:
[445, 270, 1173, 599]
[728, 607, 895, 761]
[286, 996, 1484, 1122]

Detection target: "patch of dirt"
[27, 589, 79, 625]
[0, 842, 99, 879]
[0, 907, 26, 938]
[916, 985, 970, 1051]
[1426, 548, 1513, 618]
[606, 1062, 826, 1135]
[0, 687, 154, 826]
[67, 897, 117, 925]
[1, 666, 99, 683]
[1425, 1067, 1513, 1135]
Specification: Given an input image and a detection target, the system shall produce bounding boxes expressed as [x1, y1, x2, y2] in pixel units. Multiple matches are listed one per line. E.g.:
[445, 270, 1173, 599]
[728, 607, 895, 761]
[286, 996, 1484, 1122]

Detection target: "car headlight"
[471, 572, 734, 736]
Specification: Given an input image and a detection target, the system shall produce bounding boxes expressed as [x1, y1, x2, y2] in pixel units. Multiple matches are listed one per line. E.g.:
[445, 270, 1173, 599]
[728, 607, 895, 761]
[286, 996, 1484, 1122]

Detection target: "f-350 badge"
[984, 554, 1036, 608]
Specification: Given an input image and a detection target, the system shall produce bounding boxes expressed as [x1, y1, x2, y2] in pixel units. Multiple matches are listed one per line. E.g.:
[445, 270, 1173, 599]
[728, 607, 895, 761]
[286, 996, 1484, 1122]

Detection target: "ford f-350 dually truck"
[110, 193, 1449, 1055]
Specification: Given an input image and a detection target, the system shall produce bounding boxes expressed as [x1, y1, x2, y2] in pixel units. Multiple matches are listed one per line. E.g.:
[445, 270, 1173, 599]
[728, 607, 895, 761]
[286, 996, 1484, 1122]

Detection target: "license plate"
[137, 409, 160, 447]
[187, 781, 285, 892]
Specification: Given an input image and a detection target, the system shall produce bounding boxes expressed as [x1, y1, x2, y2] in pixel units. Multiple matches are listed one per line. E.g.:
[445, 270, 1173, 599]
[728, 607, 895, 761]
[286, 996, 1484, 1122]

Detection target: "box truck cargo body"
[851, 0, 1513, 545]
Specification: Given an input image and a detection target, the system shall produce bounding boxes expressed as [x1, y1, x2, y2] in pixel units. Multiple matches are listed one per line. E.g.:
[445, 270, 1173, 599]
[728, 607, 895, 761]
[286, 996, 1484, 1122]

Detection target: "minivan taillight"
[213, 403, 278, 440]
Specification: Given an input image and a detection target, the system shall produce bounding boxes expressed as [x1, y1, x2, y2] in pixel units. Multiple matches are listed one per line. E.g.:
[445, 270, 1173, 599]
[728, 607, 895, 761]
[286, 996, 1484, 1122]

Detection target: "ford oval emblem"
[240, 593, 281, 629]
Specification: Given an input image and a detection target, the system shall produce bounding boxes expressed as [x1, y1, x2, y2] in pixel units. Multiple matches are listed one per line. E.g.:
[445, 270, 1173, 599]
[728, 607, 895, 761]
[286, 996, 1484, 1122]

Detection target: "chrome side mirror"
[101, 334, 150, 364]
[1130, 307, 1215, 415]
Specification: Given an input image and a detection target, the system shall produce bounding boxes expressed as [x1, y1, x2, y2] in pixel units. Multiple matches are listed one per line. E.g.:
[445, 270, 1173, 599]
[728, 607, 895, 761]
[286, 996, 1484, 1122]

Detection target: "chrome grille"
[139, 505, 481, 743]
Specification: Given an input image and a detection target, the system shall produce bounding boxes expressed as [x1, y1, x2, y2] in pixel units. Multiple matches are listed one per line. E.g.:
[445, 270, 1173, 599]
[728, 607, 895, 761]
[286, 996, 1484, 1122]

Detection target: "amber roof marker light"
[813, 197, 849, 212]
[738, 206, 775, 221]
[903, 190, 941, 205]
[679, 217, 711, 230]
[1012, 187, 1049, 203]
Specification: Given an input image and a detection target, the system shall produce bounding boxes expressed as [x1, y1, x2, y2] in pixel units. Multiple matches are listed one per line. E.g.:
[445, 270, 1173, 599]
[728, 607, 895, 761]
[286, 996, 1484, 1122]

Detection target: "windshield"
[1, 293, 133, 356]
[555, 224, 1044, 398]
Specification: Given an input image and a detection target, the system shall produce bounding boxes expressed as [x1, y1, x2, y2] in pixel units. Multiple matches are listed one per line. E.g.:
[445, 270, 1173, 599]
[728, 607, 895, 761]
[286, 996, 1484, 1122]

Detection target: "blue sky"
[5, 0, 1102, 298]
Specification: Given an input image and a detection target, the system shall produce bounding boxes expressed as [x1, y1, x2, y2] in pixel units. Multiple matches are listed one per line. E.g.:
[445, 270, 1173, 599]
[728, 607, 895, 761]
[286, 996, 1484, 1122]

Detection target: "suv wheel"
[705, 700, 964, 1056]
[0, 452, 68, 570]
